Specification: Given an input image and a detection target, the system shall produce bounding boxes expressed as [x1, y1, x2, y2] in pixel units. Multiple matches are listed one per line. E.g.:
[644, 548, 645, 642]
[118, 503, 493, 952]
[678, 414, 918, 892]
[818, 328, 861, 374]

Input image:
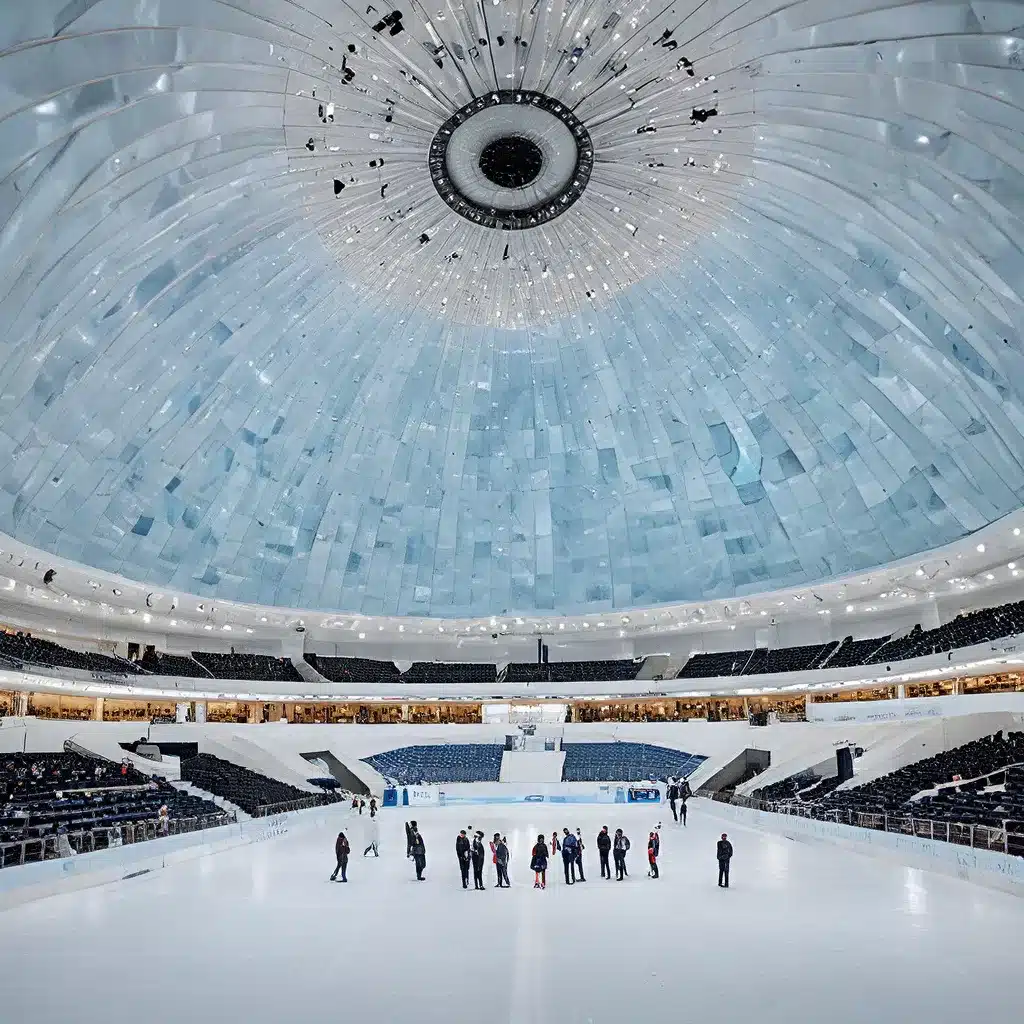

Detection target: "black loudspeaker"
[836, 747, 854, 783]
[504, 735, 516, 751]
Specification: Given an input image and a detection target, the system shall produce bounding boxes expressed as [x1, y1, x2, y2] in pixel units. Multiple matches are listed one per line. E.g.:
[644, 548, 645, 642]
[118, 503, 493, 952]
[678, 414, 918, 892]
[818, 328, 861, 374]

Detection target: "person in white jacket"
[363, 807, 380, 857]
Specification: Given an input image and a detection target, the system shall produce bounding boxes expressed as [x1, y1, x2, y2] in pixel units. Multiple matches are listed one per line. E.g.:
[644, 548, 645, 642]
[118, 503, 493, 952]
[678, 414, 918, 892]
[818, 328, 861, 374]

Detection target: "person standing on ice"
[410, 826, 426, 880]
[405, 820, 415, 858]
[531, 834, 549, 889]
[597, 826, 612, 878]
[456, 829, 472, 889]
[330, 831, 350, 882]
[561, 828, 577, 884]
[717, 833, 733, 888]
[613, 828, 630, 880]
[494, 834, 510, 888]
[574, 828, 586, 882]
[363, 807, 380, 857]
[471, 831, 487, 890]
[550, 831, 560, 858]
[647, 832, 660, 879]
[667, 780, 679, 822]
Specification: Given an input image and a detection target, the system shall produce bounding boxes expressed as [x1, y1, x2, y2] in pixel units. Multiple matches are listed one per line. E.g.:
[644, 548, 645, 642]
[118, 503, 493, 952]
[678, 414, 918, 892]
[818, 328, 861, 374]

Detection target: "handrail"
[699, 789, 1024, 857]
[252, 794, 340, 817]
[0, 811, 235, 870]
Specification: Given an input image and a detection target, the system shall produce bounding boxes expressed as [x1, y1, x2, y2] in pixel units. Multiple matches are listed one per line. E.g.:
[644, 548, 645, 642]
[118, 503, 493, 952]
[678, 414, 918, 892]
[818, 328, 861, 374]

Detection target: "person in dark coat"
[717, 833, 733, 888]
[550, 831, 560, 857]
[330, 831, 350, 882]
[597, 826, 612, 878]
[410, 826, 426, 880]
[405, 820, 415, 858]
[647, 832, 660, 879]
[613, 829, 630, 880]
[494, 833, 510, 888]
[574, 828, 586, 882]
[471, 831, 486, 890]
[679, 780, 691, 826]
[530, 834, 548, 889]
[456, 829, 471, 889]
[667, 781, 680, 822]
[358, 799, 365, 815]
[561, 828, 577, 884]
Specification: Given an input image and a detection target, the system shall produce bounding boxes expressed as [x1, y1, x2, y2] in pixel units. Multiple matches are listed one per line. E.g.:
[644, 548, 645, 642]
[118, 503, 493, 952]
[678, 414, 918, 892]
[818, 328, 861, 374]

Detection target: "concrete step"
[172, 781, 251, 821]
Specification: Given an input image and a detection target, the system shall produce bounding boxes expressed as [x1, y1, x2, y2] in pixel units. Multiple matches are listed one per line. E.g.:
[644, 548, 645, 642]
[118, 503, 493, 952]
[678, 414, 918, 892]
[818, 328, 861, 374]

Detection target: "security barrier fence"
[700, 790, 1024, 857]
[0, 812, 236, 869]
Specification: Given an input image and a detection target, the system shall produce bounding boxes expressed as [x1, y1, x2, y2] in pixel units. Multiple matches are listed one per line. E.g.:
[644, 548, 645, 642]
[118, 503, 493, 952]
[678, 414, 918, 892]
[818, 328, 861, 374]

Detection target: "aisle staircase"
[171, 781, 251, 821]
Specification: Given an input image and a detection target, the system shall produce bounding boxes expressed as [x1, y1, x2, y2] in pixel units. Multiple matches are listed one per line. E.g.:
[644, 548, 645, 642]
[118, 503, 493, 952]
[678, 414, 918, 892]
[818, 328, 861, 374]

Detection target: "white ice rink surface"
[0, 803, 1021, 1024]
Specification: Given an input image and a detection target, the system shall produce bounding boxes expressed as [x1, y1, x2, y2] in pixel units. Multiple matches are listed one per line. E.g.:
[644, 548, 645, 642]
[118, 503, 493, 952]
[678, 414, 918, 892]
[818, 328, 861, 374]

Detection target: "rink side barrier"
[385, 783, 662, 806]
[0, 804, 343, 912]
[700, 799, 1024, 897]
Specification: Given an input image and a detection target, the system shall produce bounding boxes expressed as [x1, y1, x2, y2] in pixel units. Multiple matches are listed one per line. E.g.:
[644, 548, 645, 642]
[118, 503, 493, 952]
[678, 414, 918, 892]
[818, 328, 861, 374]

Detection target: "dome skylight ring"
[428, 91, 594, 231]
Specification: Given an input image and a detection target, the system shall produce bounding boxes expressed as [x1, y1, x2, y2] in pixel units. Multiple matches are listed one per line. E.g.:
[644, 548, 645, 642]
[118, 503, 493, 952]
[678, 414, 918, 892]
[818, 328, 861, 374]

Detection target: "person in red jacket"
[647, 831, 660, 879]
[550, 831, 561, 857]
[330, 831, 350, 882]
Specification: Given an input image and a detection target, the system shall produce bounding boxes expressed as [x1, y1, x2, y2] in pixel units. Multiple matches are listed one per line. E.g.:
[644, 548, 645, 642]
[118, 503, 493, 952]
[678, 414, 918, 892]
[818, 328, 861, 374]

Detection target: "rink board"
[386, 783, 662, 806]
[0, 805, 342, 911]
[703, 799, 1024, 897]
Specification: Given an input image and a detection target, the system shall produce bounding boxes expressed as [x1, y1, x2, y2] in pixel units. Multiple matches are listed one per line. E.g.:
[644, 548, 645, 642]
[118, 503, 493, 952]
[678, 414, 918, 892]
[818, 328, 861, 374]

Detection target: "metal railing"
[0, 811, 235, 870]
[252, 794, 342, 817]
[701, 790, 1024, 857]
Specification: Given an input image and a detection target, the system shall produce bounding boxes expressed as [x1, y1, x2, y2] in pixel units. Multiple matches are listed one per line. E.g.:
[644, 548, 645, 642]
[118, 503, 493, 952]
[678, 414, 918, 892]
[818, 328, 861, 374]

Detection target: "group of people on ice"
[528, 825, 661, 886]
[327, 778, 735, 888]
[456, 829, 511, 888]
[332, 818, 734, 889]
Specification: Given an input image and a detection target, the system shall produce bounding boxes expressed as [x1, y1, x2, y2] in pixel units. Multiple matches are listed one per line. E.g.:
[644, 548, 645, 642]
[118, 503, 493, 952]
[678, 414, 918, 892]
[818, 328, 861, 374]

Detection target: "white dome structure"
[1, 1, 1023, 618]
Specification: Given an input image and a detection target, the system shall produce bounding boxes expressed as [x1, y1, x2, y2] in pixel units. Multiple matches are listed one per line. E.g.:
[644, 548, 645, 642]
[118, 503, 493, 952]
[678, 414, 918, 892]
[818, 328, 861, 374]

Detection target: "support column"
[401, 703, 410, 722]
[742, 697, 750, 719]
[194, 701, 207, 724]
[93, 697, 104, 722]
[896, 684, 906, 700]
[15, 692, 28, 716]
[246, 702, 260, 724]
[952, 679, 962, 696]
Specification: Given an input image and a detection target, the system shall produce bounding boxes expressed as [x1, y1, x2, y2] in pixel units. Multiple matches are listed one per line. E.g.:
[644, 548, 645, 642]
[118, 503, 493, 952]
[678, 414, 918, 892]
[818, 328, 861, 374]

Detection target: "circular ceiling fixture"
[427, 91, 594, 231]
[479, 137, 543, 190]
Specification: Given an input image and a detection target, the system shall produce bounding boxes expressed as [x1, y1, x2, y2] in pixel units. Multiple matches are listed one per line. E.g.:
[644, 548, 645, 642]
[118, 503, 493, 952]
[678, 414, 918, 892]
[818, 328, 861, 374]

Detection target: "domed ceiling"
[0, 1, 1022, 618]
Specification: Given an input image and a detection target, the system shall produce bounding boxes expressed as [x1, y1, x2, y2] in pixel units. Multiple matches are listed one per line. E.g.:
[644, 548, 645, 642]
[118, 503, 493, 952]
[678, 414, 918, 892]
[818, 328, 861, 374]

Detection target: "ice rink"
[0, 802, 1020, 1024]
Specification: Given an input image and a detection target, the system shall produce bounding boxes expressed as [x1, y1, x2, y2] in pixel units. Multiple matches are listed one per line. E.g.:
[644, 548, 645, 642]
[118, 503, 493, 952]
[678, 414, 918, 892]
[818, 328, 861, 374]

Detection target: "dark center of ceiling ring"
[478, 135, 544, 189]
[428, 90, 594, 231]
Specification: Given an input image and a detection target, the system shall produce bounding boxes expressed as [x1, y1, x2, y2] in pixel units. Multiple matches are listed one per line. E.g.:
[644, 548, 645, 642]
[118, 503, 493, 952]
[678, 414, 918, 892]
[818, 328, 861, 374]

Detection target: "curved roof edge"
[0, 510, 1021, 657]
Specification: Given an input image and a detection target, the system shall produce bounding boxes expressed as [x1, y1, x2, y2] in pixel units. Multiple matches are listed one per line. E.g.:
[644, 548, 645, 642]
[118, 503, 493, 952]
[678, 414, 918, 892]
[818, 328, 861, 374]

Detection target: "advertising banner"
[627, 787, 661, 803]
[402, 786, 440, 807]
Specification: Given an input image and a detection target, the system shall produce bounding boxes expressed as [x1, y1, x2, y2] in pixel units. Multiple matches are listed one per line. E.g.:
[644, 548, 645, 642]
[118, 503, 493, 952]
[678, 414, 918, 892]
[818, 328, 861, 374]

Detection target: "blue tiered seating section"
[361, 744, 504, 785]
[561, 743, 706, 783]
